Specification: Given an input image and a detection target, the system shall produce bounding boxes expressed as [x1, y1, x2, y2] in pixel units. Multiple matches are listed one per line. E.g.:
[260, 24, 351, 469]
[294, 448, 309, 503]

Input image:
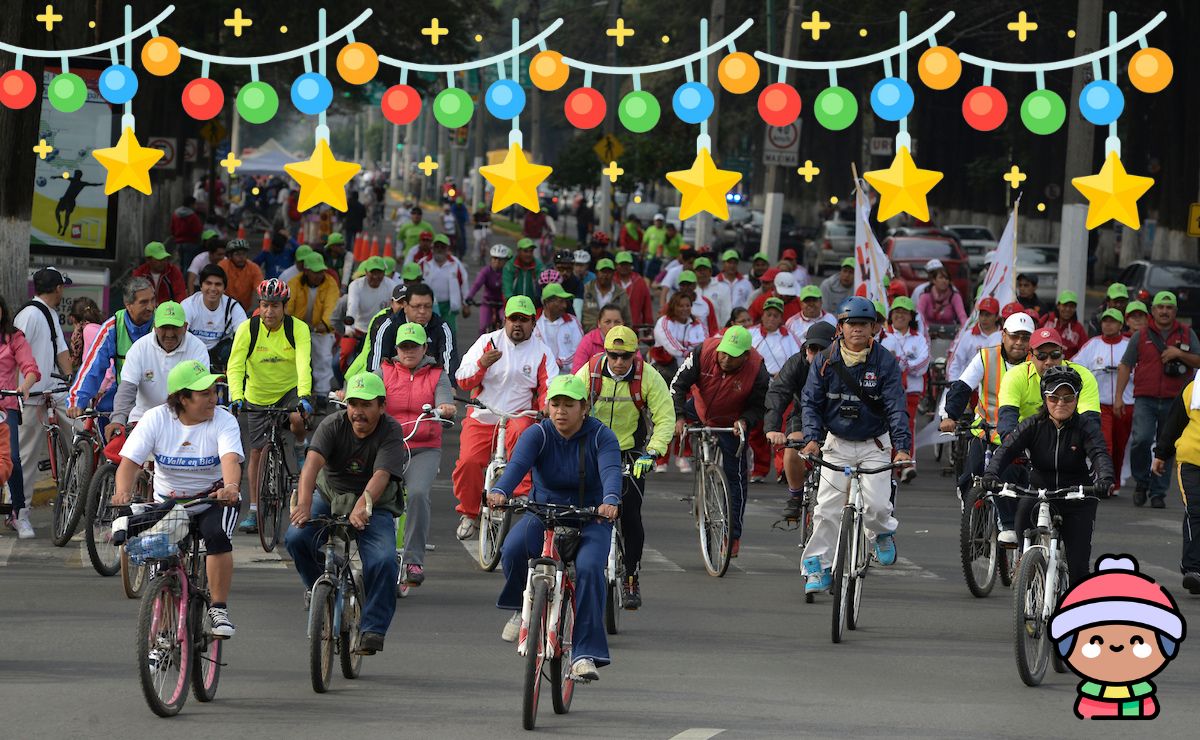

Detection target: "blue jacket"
[490, 417, 623, 507]
[254, 245, 296, 280]
[801, 339, 912, 452]
[68, 311, 153, 412]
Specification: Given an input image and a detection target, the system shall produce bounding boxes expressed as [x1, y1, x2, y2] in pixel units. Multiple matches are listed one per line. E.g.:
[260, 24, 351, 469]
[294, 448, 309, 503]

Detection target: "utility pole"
[1058, 0, 1103, 316]
[694, 0, 726, 250]
[759, 0, 802, 260]
[528, 0, 542, 163]
[598, 0, 621, 238]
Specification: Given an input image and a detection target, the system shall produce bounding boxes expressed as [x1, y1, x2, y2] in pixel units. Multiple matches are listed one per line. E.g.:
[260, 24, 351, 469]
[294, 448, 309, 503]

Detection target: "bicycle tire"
[136, 572, 190, 717]
[959, 487, 999, 598]
[522, 580, 548, 731]
[340, 573, 364, 679]
[51, 440, 91, 546]
[191, 603, 222, 702]
[831, 508, 854, 644]
[847, 513, 866, 631]
[604, 530, 624, 635]
[550, 585, 576, 715]
[479, 505, 511, 572]
[84, 463, 121, 576]
[799, 488, 816, 549]
[308, 582, 336, 693]
[1013, 547, 1051, 686]
[1051, 560, 1070, 674]
[697, 465, 732, 578]
[257, 446, 281, 553]
[122, 546, 148, 599]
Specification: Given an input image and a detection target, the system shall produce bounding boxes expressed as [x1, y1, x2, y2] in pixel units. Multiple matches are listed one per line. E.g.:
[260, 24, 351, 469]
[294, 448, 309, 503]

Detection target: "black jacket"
[360, 309, 460, 386]
[987, 412, 1114, 490]
[764, 351, 811, 433]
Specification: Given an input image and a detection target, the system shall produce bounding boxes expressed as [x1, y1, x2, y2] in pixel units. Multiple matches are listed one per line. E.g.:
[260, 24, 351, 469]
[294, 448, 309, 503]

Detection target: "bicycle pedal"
[37, 460, 52, 472]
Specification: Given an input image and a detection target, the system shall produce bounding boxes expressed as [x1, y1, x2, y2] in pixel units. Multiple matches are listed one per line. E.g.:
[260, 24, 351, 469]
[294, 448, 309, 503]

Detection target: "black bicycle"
[303, 505, 369, 693]
[252, 406, 301, 553]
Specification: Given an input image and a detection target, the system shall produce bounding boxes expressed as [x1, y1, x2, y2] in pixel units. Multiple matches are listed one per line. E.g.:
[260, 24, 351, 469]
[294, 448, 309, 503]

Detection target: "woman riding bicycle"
[983, 365, 1114, 585]
[487, 374, 622, 683]
[465, 244, 509, 333]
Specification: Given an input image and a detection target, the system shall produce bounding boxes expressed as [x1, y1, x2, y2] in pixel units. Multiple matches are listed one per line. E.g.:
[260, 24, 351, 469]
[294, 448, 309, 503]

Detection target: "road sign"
[200, 121, 227, 146]
[147, 137, 177, 170]
[593, 134, 624, 164]
[183, 138, 198, 164]
[763, 122, 801, 167]
[869, 137, 894, 157]
[1189, 203, 1200, 238]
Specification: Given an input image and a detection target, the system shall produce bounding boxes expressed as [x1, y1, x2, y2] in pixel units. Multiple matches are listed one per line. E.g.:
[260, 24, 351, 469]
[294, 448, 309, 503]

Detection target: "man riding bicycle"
[997, 326, 1101, 440]
[286, 372, 410, 656]
[227, 278, 313, 533]
[573, 325, 675, 609]
[798, 296, 913, 594]
[68, 277, 156, 419]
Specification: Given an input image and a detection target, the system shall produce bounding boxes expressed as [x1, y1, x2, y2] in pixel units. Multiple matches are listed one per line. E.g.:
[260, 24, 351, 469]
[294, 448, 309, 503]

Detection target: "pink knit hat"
[1049, 555, 1185, 641]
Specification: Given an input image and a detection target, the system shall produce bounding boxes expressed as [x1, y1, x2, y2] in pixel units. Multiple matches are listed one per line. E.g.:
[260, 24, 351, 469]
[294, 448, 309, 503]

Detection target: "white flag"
[852, 179, 891, 307]
[947, 199, 1019, 363]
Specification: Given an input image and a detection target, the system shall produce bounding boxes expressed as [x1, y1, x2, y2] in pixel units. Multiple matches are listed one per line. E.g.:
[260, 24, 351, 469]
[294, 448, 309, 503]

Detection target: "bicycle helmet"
[1040, 365, 1082, 398]
[226, 238, 249, 252]
[257, 278, 290, 303]
[836, 296, 877, 323]
[591, 230, 610, 246]
[538, 268, 561, 286]
[489, 244, 512, 259]
[554, 249, 573, 264]
[573, 249, 591, 265]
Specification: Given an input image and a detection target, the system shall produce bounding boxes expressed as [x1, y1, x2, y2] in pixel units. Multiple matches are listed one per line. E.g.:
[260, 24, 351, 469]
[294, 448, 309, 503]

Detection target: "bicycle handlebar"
[500, 500, 600, 518]
[981, 480, 1096, 499]
[800, 453, 914, 476]
[455, 396, 541, 421]
[0, 386, 70, 398]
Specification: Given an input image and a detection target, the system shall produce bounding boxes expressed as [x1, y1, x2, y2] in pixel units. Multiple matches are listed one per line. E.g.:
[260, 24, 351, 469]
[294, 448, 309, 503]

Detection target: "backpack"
[20, 300, 60, 351]
[246, 315, 296, 357]
[587, 353, 651, 450]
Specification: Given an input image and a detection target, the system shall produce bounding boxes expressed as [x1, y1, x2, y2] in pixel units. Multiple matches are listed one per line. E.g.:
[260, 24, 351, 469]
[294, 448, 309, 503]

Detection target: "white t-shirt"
[278, 265, 302, 285]
[182, 292, 248, 350]
[187, 252, 212, 277]
[13, 297, 68, 397]
[534, 313, 584, 372]
[347, 275, 397, 332]
[119, 332, 211, 423]
[121, 405, 244, 501]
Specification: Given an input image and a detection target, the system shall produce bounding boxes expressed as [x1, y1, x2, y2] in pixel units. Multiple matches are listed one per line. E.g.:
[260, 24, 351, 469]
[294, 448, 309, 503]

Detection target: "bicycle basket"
[554, 526, 583, 563]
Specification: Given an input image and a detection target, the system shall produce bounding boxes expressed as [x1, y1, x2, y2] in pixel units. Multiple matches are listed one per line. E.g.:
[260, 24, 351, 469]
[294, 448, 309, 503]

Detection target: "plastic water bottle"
[126, 533, 177, 564]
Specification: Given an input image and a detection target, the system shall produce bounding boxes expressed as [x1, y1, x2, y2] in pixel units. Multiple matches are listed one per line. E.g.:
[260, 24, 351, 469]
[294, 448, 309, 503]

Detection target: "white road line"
[1138, 562, 1181, 587]
[0, 537, 15, 566]
[871, 555, 943, 580]
[1129, 519, 1181, 533]
[641, 547, 685, 573]
[668, 729, 725, 740]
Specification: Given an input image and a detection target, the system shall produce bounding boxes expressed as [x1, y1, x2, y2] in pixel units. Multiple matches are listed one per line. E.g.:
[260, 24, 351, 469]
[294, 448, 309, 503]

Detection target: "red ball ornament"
[757, 82, 802, 126]
[182, 78, 224, 121]
[564, 87, 606, 129]
[962, 85, 1007, 131]
[0, 69, 37, 109]
[381, 84, 421, 125]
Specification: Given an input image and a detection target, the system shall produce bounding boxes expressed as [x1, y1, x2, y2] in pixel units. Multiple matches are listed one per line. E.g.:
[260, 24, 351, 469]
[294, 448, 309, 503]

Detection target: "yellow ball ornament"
[917, 46, 961, 90]
[717, 52, 760, 95]
[337, 42, 379, 85]
[141, 36, 181, 77]
[529, 50, 569, 91]
[1128, 48, 1172, 93]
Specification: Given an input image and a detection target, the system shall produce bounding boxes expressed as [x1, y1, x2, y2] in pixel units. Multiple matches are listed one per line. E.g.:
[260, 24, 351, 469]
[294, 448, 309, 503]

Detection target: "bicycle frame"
[308, 519, 359, 640]
[513, 502, 596, 659]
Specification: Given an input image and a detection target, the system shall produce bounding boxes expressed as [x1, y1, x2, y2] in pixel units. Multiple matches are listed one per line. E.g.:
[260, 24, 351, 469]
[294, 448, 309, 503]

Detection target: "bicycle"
[801, 454, 913, 644]
[685, 426, 742, 578]
[984, 481, 1097, 686]
[773, 444, 818, 563]
[0, 383, 74, 544]
[956, 421, 1014, 598]
[250, 405, 303, 553]
[56, 407, 106, 546]
[604, 464, 631, 635]
[84, 435, 155, 583]
[302, 504, 370, 694]
[504, 500, 597, 731]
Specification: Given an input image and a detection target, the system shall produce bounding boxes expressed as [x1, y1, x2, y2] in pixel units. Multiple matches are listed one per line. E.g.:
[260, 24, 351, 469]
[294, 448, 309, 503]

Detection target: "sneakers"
[654, 464, 667, 474]
[207, 607, 236, 639]
[237, 512, 258, 533]
[146, 646, 167, 675]
[1183, 572, 1200, 595]
[803, 557, 832, 594]
[782, 494, 804, 521]
[404, 563, 425, 586]
[501, 613, 522, 642]
[356, 631, 385, 655]
[873, 532, 897, 566]
[998, 529, 1019, 547]
[14, 509, 34, 540]
[456, 515, 478, 540]
[623, 576, 641, 610]
[570, 658, 599, 682]
[750, 476, 765, 484]
[730, 539, 740, 558]
[675, 457, 692, 473]
[1151, 496, 1166, 509]
[1133, 483, 1149, 507]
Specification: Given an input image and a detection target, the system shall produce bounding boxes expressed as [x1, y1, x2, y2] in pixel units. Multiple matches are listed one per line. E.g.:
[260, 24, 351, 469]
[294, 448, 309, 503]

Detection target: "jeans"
[1130, 397, 1173, 499]
[4, 410, 24, 511]
[285, 495, 398, 636]
[1179, 463, 1200, 573]
[401, 448, 440, 565]
[497, 512, 612, 667]
[682, 399, 749, 540]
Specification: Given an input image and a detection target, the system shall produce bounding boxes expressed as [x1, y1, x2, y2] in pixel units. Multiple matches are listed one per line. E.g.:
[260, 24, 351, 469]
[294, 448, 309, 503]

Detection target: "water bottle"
[127, 533, 177, 564]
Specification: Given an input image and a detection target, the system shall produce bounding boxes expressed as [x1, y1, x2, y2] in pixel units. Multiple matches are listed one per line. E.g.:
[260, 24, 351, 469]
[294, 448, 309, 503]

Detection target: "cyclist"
[1037, 290, 1087, 359]
[670, 325, 769, 557]
[466, 245, 509, 333]
[572, 304, 632, 373]
[277, 244, 314, 285]
[133, 241, 186, 304]
[68, 277, 156, 419]
[218, 239, 264, 312]
[747, 297, 802, 483]
[503, 238, 543, 303]
[397, 206, 435, 251]
[453, 296, 558, 539]
[422, 234, 469, 334]
[716, 249, 753, 311]
[488, 374, 622, 682]
[1074, 307, 1135, 495]
[286, 373, 409, 656]
[915, 261, 966, 328]
[945, 297, 1002, 381]
[693, 257, 732, 327]
[784, 285, 837, 343]
[0, 296, 39, 536]
[535, 283, 585, 374]
[345, 284, 408, 379]
[347, 257, 396, 341]
[613, 251, 654, 331]
[880, 296, 930, 447]
[286, 253, 339, 403]
[997, 326, 1101, 439]
[574, 325, 675, 609]
[115, 360, 244, 638]
[553, 250, 583, 305]
[182, 264, 248, 370]
[983, 366, 1114, 586]
[798, 296, 913, 594]
[227, 278, 313, 533]
[581, 258, 632, 331]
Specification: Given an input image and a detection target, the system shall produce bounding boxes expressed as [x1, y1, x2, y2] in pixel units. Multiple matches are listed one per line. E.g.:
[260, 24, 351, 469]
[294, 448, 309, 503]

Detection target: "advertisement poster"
[31, 63, 119, 258]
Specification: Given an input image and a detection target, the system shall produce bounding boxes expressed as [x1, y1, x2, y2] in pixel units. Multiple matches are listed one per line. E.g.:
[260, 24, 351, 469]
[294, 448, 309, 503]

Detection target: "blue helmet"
[836, 296, 877, 323]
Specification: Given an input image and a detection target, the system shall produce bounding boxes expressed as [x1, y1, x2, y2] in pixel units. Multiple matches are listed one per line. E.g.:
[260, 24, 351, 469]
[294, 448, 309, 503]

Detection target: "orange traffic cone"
[261, 231, 271, 253]
[353, 233, 366, 262]
[369, 236, 380, 257]
[383, 236, 394, 259]
[237, 224, 246, 240]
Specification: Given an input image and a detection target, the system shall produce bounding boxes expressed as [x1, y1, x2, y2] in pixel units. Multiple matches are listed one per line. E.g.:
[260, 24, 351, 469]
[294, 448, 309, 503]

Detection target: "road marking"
[669, 730, 724, 740]
[871, 556, 942, 580]
[0, 538, 14, 566]
[641, 547, 684, 572]
[1138, 561, 1181, 587]
[1129, 519, 1180, 533]
[731, 548, 796, 575]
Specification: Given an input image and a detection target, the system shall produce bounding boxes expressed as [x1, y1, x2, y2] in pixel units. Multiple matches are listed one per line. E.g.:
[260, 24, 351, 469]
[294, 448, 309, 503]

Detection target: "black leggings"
[620, 454, 645, 575]
[195, 503, 240, 555]
[1015, 496, 1097, 586]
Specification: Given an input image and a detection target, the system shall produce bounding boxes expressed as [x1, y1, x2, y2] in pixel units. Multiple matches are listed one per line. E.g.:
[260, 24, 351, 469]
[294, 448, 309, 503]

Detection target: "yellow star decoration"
[92, 127, 164, 195]
[479, 143, 552, 213]
[1071, 150, 1155, 230]
[666, 148, 742, 221]
[863, 146, 943, 222]
[284, 138, 361, 212]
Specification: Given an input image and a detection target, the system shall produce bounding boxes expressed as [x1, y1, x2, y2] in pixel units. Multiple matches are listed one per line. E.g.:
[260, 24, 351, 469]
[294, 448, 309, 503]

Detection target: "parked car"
[665, 204, 748, 249]
[806, 220, 856, 275]
[736, 212, 815, 261]
[885, 235, 971, 298]
[1117, 260, 1200, 325]
[944, 224, 996, 271]
[1013, 244, 1061, 303]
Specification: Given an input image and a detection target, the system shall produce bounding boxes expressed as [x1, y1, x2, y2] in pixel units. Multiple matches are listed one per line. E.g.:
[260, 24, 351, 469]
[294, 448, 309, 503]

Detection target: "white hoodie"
[456, 329, 559, 424]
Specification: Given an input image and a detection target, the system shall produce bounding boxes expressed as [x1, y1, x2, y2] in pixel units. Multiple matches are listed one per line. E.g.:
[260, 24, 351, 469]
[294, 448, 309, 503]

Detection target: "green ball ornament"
[618, 91, 661, 133]
[1020, 89, 1066, 135]
[236, 82, 279, 124]
[48, 73, 88, 113]
[434, 88, 475, 129]
[813, 86, 858, 131]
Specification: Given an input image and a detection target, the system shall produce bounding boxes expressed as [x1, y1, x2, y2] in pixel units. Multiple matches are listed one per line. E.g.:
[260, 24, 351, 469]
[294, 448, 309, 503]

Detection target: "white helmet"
[573, 249, 591, 264]
[490, 244, 512, 259]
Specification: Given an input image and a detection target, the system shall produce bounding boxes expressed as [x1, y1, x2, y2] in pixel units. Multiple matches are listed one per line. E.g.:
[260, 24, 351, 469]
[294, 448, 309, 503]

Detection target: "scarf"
[842, 343, 870, 367]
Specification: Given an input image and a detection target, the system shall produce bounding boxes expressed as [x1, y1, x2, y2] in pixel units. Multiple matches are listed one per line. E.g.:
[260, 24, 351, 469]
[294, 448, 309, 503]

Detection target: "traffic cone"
[261, 231, 271, 253]
[237, 224, 246, 240]
[369, 236, 380, 257]
[383, 236, 394, 259]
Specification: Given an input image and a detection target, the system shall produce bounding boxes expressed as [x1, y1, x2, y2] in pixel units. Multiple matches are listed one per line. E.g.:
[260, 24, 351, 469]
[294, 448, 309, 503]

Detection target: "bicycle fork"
[517, 565, 559, 657]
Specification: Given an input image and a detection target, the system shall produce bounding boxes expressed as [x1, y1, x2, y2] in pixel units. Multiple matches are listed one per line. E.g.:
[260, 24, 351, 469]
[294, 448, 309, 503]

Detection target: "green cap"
[167, 360, 222, 394]
[614, 251, 634, 264]
[1100, 308, 1125, 323]
[1057, 290, 1078, 305]
[694, 257, 712, 270]
[326, 232, 345, 246]
[383, 256, 397, 273]
[294, 244, 315, 261]
[1125, 300, 1148, 315]
[144, 241, 169, 260]
[722, 249, 740, 262]
[890, 296, 916, 314]
[542, 283, 574, 301]
[1153, 290, 1177, 307]
[1107, 283, 1129, 299]
[432, 233, 451, 247]
[394, 322, 428, 346]
[401, 263, 422, 280]
[763, 297, 785, 313]
[154, 301, 187, 327]
[716, 325, 752, 357]
[596, 258, 615, 271]
[303, 253, 327, 272]
[800, 285, 823, 301]
[752, 252, 769, 263]
[344, 372, 386, 401]
[517, 237, 536, 251]
[841, 257, 856, 270]
[873, 300, 887, 317]
[677, 270, 698, 285]
[363, 256, 387, 273]
[547, 374, 587, 401]
[505, 295, 536, 317]
[201, 229, 218, 242]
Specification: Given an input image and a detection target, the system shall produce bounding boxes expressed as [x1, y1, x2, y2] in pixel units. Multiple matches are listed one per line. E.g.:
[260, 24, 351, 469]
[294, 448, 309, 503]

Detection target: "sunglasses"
[1033, 349, 1064, 361]
[1045, 393, 1077, 405]
[606, 351, 634, 361]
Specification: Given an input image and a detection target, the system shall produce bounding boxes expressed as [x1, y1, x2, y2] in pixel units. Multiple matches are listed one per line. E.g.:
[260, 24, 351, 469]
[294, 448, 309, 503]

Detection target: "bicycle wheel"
[1013, 547, 1051, 686]
[84, 464, 121, 576]
[846, 514, 866, 631]
[136, 572, 191, 717]
[604, 530, 624, 635]
[522, 580, 548, 731]
[550, 585, 576, 715]
[831, 508, 854, 644]
[257, 446, 282, 553]
[799, 486, 816, 549]
[122, 547, 148, 599]
[959, 487, 999, 598]
[340, 574, 364, 679]
[479, 504, 511, 572]
[697, 465, 732, 578]
[308, 582, 336, 693]
[52, 440, 91, 546]
[191, 603, 222, 702]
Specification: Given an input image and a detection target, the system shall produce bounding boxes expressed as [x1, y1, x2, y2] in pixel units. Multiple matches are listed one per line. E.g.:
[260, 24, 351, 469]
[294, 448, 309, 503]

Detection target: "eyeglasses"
[606, 351, 634, 361]
[1045, 393, 1077, 405]
[1033, 349, 1064, 361]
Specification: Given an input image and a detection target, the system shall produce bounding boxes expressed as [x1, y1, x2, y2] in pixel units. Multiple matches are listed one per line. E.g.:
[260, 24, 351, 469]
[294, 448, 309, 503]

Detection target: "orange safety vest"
[975, 345, 1007, 443]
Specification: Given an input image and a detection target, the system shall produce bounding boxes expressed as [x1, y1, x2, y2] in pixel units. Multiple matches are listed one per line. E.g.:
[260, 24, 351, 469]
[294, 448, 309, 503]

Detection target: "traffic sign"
[1189, 203, 1200, 238]
[200, 121, 227, 146]
[183, 138, 199, 164]
[763, 122, 801, 167]
[147, 137, 177, 170]
[593, 134, 624, 164]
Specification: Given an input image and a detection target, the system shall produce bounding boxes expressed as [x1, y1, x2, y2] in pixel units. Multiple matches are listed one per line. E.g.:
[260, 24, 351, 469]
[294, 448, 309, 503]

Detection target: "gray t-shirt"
[310, 412, 409, 514]
[1120, 327, 1200, 367]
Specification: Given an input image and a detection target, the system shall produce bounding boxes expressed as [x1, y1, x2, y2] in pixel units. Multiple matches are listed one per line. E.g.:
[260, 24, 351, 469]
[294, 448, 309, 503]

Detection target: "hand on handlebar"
[487, 491, 508, 508]
[66, 406, 83, 419]
[893, 451, 913, 464]
[800, 441, 821, 457]
[766, 431, 786, 446]
[437, 403, 457, 419]
[349, 496, 372, 530]
[290, 494, 312, 528]
[103, 422, 125, 440]
[632, 453, 655, 478]
[597, 503, 619, 521]
[981, 474, 1001, 492]
[938, 418, 956, 433]
[298, 398, 314, 417]
[733, 420, 747, 439]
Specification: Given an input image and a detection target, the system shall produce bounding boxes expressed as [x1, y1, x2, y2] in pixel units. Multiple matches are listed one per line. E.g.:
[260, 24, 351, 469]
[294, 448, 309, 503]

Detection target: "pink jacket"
[0, 330, 41, 411]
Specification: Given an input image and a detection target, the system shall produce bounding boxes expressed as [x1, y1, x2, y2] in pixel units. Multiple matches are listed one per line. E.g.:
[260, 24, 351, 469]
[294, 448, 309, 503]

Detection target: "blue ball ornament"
[1078, 80, 1124, 126]
[672, 82, 714, 124]
[98, 64, 139, 105]
[290, 73, 333, 115]
[485, 79, 526, 119]
[869, 77, 913, 122]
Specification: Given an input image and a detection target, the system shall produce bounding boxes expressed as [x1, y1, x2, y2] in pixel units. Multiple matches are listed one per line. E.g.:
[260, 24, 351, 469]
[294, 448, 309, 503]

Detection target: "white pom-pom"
[1097, 555, 1137, 573]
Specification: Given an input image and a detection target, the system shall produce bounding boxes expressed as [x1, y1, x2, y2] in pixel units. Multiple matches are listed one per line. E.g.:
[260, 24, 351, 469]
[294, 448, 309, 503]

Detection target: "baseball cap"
[890, 296, 916, 314]
[400, 263, 422, 280]
[294, 244, 314, 261]
[761, 267, 780, 282]
[1100, 308, 1124, 323]
[326, 232, 345, 246]
[716, 325, 752, 357]
[752, 252, 770, 263]
[604, 326, 638, 352]
[542, 283, 574, 301]
[505, 295, 536, 317]
[805, 321, 836, 350]
[1057, 290, 1078, 305]
[32, 266, 72, 291]
[1000, 301, 1025, 319]
[653, 213, 664, 221]
[419, 229, 434, 239]
[773, 272, 799, 296]
[432, 233, 451, 247]
[693, 257, 712, 270]
[1153, 291, 1177, 307]
[800, 285, 823, 301]
[924, 258, 944, 272]
[547, 374, 588, 401]
[394, 322, 428, 346]
[840, 257, 855, 270]
[517, 238, 536, 251]
[303, 253, 327, 272]
[873, 300, 887, 318]
[977, 296, 1000, 314]
[781, 249, 798, 260]
[383, 256, 397, 273]
[144, 241, 170, 260]
[391, 284, 409, 302]
[1016, 272, 1039, 285]
[167, 360, 223, 395]
[1031, 327, 1063, 349]
[363, 256, 387, 273]
[596, 258, 615, 271]
[1124, 300, 1148, 315]
[1003, 312, 1036, 335]
[154, 301, 187, 327]
[763, 297, 785, 313]
[721, 249, 740, 262]
[677, 270, 698, 285]
[201, 229, 218, 241]
[614, 251, 634, 264]
[1106, 283, 1129, 299]
[344, 372, 386, 401]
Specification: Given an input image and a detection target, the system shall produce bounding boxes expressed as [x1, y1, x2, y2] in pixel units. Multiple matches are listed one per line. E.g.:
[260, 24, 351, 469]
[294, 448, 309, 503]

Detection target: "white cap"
[774, 272, 799, 296]
[573, 249, 590, 264]
[1003, 312, 1035, 334]
[983, 251, 996, 265]
[925, 258, 945, 272]
[653, 213, 665, 221]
